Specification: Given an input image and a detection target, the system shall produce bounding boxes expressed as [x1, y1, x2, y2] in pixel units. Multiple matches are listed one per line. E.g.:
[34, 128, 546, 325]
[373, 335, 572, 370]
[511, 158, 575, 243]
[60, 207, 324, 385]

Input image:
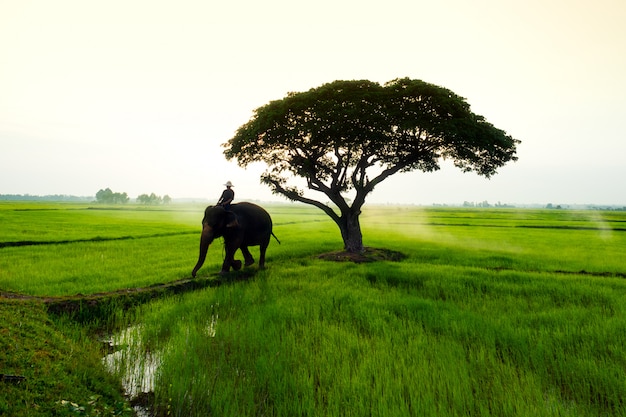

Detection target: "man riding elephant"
[217, 181, 235, 210]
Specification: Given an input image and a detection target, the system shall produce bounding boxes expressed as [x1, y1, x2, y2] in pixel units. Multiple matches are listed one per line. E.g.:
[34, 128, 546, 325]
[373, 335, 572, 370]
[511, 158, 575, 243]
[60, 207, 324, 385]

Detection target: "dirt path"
[0, 272, 254, 319]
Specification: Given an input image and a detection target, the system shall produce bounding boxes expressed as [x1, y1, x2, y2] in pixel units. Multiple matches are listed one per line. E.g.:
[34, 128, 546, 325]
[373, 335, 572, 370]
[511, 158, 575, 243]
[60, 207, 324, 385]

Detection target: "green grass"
[0, 236, 201, 295]
[0, 300, 133, 416]
[128, 262, 625, 416]
[2, 205, 624, 296]
[0, 201, 202, 243]
[2, 202, 626, 416]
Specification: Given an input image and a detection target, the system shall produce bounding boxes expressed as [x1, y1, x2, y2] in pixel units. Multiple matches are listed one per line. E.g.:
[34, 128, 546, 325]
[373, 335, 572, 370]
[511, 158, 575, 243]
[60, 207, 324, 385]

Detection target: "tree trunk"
[338, 210, 364, 253]
[266, 178, 366, 253]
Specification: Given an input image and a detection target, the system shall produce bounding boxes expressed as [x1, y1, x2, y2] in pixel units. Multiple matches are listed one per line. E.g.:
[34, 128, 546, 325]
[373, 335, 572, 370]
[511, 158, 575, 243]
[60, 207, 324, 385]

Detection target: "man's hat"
[225, 181, 234, 187]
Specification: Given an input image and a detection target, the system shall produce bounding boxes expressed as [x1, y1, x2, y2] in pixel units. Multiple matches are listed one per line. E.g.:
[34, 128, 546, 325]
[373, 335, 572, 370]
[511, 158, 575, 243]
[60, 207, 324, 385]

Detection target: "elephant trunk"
[192, 225, 214, 277]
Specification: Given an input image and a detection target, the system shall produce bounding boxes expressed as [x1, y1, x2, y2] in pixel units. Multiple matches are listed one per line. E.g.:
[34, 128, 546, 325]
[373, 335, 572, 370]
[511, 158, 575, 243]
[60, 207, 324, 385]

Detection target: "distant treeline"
[96, 188, 171, 205]
[1, 189, 171, 205]
[0, 194, 92, 202]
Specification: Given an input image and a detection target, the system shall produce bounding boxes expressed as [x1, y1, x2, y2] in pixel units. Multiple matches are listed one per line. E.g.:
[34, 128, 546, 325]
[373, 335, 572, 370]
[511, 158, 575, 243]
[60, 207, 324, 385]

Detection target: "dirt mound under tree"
[318, 247, 406, 263]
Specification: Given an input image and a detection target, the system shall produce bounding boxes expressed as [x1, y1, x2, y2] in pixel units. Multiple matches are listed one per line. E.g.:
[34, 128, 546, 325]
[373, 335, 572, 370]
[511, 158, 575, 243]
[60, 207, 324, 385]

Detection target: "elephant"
[191, 202, 280, 277]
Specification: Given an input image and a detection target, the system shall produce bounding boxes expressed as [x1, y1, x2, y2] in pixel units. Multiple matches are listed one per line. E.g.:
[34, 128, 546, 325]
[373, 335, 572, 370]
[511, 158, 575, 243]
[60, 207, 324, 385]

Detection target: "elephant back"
[230, 202, 273, 240]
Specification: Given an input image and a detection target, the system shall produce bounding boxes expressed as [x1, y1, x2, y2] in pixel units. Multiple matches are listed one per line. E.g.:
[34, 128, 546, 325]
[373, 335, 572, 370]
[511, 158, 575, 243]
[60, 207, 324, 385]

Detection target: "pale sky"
[1, 0, 625, 205]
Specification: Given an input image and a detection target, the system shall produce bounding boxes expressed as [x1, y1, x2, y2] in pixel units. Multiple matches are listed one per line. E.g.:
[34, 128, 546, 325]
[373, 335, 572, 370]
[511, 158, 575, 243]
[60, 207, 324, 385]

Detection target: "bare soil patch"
[318, 247, 406, 263]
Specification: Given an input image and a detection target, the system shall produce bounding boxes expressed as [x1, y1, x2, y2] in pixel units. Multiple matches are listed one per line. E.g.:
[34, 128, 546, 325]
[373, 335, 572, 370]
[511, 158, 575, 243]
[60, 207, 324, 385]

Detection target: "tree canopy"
[137, 193, 171, 205]
[224, 78, 520, 252]
[95, 188, 129, 204]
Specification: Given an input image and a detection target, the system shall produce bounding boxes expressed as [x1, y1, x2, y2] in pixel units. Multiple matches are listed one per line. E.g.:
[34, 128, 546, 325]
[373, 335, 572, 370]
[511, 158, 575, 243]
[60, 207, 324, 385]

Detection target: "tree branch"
[368, 161, 412, 192]
[331, 146, 350, 191]
[264, 176, 341, 223]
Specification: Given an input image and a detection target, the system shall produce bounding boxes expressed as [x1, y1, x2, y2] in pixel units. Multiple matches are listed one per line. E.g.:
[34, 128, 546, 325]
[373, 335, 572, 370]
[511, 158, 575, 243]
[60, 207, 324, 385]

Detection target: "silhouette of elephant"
[191, 202, 279, 276]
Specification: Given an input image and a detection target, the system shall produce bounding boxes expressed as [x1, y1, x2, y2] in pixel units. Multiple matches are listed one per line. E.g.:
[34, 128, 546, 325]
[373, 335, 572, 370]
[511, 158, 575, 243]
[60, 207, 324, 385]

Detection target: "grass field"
[1, 202, 626, 416]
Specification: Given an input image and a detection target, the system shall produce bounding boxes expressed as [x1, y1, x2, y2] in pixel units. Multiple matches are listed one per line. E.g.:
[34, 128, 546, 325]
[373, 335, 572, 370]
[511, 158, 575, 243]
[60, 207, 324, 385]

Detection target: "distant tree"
[137, 193, 164, 205]
[115, 192, 129, 204]
[224, 78, 520, 253]
[136, 194, 151, 204]
[96, 188, 128, 204]
[96, 188, 112, 203]
[163, 195, 172, 204]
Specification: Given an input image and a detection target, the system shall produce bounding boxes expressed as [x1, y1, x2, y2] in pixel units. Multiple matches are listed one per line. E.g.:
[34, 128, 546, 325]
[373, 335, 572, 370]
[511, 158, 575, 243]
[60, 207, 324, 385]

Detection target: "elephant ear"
[225, 211, 239, 228]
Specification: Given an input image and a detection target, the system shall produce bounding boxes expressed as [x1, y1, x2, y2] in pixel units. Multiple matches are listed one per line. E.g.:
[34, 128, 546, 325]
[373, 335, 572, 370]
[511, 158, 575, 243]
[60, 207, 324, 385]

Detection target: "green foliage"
[136, 193, 171, 205]
[226, 79, 519, 183]
[96, 188, 129, 204]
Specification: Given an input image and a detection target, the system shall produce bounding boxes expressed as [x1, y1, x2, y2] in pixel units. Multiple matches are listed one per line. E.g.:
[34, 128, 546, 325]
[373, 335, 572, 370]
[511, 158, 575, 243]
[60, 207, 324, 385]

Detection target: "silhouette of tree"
[225, 78, 520, 252]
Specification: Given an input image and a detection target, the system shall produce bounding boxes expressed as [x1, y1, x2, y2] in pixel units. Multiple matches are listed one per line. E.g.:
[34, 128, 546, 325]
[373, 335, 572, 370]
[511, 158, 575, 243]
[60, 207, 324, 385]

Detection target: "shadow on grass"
[0, 231, 196, 248]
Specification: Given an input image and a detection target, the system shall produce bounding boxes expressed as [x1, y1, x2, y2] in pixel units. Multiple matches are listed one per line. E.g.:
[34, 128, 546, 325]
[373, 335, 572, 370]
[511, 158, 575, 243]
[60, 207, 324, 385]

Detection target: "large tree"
[224, 78, 520, 253]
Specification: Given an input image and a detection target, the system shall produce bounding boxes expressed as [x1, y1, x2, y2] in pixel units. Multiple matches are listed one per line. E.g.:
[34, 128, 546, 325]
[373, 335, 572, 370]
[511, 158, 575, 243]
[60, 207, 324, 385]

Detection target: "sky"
[1, 0, 625, 206]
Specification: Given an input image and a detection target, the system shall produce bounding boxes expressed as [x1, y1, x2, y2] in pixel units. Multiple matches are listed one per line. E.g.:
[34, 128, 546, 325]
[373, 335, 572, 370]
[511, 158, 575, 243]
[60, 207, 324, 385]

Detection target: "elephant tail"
[271, 232, 281, 244]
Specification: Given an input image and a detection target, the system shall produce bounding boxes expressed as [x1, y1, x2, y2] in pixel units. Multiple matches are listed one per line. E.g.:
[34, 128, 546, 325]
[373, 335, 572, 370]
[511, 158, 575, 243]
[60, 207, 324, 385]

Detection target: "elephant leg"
[221, 258, 242, 273]
[220, 258, 231, 274]
[259, 239, 270, 269]
[232, 259, 242, 271]
[241, 246, 255, 267]
[221, 245, 237, 273]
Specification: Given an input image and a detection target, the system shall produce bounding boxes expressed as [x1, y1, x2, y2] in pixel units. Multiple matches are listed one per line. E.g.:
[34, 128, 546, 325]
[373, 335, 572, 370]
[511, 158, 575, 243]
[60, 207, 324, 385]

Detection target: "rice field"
[2, 202, 626, 416]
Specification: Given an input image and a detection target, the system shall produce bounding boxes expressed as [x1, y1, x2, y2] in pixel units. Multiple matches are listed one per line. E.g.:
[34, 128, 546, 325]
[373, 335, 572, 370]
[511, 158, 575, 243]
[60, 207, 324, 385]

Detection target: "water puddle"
[102, 308, 219, 416]
[102, 325, 159, 416]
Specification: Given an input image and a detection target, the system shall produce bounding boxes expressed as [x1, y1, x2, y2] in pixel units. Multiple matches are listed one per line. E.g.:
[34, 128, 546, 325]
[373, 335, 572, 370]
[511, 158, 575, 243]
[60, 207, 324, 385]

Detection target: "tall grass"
[124, 261, 626, 416]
